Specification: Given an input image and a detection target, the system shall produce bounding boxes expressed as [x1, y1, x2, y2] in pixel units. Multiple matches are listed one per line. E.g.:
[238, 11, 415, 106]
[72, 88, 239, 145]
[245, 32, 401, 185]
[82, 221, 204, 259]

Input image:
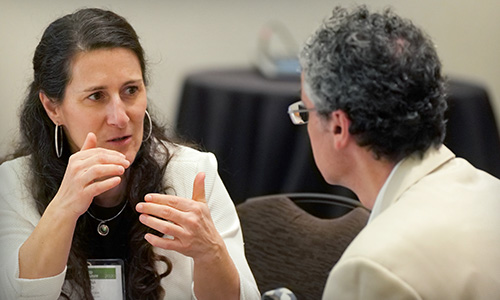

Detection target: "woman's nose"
[106, 97, 129, 128]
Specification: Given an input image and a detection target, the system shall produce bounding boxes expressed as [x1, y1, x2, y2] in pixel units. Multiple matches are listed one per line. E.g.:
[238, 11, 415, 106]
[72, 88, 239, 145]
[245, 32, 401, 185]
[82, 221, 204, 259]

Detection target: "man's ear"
[329, 109, 351, 149]
[39, 91, 61, 125]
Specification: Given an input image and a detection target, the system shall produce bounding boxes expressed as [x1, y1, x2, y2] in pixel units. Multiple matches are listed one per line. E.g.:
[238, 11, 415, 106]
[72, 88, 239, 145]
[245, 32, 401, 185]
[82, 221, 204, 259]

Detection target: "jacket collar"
[368, 145, 455, 223]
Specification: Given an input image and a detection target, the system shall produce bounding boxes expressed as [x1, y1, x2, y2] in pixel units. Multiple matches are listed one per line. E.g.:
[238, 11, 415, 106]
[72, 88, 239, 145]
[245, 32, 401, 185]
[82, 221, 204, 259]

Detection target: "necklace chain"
[86, 200, 128, 236]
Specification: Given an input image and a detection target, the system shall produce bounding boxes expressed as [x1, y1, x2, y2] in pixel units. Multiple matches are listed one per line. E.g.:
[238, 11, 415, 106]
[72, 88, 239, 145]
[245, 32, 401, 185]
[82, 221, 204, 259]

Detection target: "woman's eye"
[125, 86, 138, 95]
[88, 92, 103, 101]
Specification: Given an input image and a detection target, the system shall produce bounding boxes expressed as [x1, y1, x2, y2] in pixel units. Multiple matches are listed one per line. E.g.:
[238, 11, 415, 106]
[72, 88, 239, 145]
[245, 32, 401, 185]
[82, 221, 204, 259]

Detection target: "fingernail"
[145, 194, 152, 202]
[136, 203, 143, 211]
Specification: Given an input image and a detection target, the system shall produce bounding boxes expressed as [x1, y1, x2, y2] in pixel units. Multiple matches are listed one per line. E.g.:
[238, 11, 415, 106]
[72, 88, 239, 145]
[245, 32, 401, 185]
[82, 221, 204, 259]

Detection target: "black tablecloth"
[176, 69, 500, 204]
[444, 79, 500, 177]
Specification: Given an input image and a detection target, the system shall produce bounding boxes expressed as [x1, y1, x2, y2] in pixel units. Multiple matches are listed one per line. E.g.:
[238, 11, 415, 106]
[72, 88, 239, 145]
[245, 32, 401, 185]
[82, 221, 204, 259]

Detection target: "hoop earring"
[143, 110, 152, 142]
[55, 124, 63, 158]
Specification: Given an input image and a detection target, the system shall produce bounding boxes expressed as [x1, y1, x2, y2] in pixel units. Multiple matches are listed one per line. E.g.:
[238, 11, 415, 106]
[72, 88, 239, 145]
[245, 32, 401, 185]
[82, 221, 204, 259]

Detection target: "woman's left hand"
[135, 172, 225, 262]
[136, 172, 240, 299]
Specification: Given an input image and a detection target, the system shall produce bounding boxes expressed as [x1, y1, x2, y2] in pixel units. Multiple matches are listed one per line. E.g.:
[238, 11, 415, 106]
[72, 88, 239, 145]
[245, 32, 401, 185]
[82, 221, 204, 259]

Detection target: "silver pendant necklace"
[86, 201, 128, 236]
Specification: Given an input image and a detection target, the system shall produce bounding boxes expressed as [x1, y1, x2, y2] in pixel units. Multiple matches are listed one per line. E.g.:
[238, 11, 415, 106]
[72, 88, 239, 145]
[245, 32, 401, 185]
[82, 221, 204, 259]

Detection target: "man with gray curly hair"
[287, 6, 500, 299]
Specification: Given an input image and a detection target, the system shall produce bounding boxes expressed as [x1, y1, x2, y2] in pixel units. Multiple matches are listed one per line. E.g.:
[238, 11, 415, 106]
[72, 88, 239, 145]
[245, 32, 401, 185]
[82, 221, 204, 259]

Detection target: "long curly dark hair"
[300, 6, 447, 162]
[15, 8, 174, 299]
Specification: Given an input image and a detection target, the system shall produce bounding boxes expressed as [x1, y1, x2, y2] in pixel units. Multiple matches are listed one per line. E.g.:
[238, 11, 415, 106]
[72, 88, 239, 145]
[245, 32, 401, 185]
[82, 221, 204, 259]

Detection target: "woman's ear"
[39, 91, 61, 125]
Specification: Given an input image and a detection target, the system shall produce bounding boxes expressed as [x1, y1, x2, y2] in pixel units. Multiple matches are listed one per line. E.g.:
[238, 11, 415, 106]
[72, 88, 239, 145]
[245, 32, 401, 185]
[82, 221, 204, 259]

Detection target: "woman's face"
[55, 47, 147, 163]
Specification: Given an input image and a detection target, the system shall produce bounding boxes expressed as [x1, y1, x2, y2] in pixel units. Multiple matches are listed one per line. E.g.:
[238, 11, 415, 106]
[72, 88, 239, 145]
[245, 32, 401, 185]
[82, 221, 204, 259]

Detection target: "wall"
[1, 0, 499, 157]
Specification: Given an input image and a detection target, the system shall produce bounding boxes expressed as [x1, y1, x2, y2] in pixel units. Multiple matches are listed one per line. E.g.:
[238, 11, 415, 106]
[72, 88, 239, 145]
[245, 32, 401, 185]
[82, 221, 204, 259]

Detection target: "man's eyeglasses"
[287, 101, 316, 125]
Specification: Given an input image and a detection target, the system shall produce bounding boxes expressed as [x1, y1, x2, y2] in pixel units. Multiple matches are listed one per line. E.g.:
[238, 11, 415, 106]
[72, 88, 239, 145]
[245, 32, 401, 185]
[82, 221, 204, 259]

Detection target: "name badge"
[88, 259, 125, 300]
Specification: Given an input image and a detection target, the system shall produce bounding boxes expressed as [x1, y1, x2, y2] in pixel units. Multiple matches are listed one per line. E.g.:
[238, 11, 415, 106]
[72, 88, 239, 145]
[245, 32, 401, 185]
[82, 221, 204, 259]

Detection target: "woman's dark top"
[85, 201, 134, 264]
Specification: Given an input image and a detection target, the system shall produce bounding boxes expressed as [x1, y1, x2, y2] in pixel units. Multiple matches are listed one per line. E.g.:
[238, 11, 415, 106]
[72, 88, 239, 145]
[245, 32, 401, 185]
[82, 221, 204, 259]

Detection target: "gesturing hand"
[136, 172, 225, 262]
[50, 132, 131, 219]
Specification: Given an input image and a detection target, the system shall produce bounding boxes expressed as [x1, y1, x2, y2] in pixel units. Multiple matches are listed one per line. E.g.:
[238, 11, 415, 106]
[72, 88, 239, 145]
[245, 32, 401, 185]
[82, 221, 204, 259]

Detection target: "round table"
[176, 68, 356, 203]
[176, 68, 500, 204]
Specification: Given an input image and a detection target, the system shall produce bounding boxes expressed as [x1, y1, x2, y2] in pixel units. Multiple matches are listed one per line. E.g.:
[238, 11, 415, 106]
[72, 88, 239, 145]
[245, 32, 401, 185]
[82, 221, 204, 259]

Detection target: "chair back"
[237, 194, 370, 299]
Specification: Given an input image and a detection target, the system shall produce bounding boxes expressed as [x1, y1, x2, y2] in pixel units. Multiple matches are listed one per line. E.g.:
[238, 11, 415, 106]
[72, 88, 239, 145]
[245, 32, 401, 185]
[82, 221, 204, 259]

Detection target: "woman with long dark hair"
[0, 8, 259, 300]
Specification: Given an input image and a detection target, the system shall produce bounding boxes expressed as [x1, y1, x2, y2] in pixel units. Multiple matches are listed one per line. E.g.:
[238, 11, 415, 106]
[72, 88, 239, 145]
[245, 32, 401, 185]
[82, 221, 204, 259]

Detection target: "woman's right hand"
[50, 132, 130, 219]
[19, 132, 130, 279]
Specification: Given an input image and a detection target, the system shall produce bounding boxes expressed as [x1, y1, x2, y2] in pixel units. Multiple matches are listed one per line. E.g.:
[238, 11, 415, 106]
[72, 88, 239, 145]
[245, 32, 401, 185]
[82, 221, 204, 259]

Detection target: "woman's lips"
[107, 135, 132, 146]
